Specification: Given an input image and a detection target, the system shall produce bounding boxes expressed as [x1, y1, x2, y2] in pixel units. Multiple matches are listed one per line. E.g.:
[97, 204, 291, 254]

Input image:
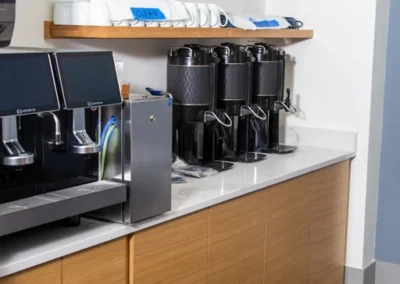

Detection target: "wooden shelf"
[44, 21, 313, 40]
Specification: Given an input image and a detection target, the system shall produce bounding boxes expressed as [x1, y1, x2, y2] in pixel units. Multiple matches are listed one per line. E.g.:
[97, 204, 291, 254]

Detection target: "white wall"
[265, 0, 388, 270]
[364, 0, 390, 266]
[11, 0, 178, 93]
[10, 0, 264, 94]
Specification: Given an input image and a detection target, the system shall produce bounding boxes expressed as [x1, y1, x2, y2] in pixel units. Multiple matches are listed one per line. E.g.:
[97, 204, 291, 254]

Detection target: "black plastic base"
[63, 215, 81, 227]
[237, 152, 267, 163]
[269, 145, 297, 154]
[217, 156, 238, 163]
[204, 161, 235, 172]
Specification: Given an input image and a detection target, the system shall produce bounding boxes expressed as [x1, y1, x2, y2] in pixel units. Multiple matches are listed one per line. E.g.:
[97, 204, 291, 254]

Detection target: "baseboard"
[345, 261, 376, 284]
[365, 262, 376, 284]
[375, 261, 400, 284]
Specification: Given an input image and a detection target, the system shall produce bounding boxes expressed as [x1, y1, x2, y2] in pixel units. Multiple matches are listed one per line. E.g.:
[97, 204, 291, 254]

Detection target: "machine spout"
[69, 109, 100, 155]
[38, 112, 63, 145]
[1, 116, 34, 166]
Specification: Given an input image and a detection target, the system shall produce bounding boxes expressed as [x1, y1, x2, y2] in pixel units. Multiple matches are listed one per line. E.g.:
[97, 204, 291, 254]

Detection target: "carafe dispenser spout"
[38, 112, 63, 146]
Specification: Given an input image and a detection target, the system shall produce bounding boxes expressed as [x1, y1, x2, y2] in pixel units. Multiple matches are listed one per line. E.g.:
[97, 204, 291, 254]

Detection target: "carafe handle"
[204, 111, 232, 128]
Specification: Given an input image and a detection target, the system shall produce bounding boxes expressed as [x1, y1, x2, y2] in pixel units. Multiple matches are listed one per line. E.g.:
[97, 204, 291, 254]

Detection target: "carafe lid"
[215, 43, 251, 63]
[168, 44, 217, 65]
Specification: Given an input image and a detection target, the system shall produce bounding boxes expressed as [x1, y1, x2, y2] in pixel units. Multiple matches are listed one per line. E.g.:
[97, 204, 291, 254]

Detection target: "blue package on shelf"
[225, 12, 291, 30]
[130, 7, 166, 20]
[249, 18, 280, 28]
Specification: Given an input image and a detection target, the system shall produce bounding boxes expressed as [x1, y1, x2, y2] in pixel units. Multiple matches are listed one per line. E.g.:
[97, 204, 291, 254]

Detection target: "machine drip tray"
[204, 161, 235, 172]
[238, 152, 267, 163]
[269, 145, 297, 154]
[0, 180, 126, 237]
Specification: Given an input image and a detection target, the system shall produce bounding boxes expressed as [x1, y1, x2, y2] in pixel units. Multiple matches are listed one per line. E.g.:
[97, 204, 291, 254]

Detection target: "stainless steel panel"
[124, 97, 172, 223]
[0, 180, 126, 237]
[93, 97, 172, 224]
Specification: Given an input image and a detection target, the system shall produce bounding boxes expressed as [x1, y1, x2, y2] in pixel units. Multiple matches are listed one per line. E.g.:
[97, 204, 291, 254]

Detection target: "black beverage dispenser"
[0, 52, 126, 237]
[167, 45, 234, 171]
[249, 43, 297, 154]
[214, 43, 267, 163]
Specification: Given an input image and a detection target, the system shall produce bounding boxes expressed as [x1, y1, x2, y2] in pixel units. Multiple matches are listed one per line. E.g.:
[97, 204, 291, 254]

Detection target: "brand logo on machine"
[87, 101, 103, 107]
[16, 108, 36, 115]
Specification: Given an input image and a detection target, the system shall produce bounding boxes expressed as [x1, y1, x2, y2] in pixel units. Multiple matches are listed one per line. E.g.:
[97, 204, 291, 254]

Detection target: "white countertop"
[0, 145, 355, 278]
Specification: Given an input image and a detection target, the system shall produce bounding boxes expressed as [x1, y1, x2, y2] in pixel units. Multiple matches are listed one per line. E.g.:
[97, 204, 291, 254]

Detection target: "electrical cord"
[100, 124, 117, 180]
[100, 116, 116, 150]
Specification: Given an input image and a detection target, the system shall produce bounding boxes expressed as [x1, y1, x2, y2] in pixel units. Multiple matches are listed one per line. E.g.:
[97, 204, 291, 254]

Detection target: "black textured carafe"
[167, 45, 225, 167]
[248, 43, 281, 111]
[167, 45, 214, 122]
[214, 43, 249, 116]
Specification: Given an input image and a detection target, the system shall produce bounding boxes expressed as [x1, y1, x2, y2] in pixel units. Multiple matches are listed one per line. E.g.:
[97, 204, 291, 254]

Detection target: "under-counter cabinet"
[264, 170, 312, 284]
[309, 161, 350, 284]
[0, 161, 350, 284]
[129, 210, 209, 284]
[0, 260, 62, 284]
[264, 161, 350, 284]
[62, 237, 128, 284]
[208, 190, 266, 284]
[0, 238, 128, 284]
[128, 161, 350, 284]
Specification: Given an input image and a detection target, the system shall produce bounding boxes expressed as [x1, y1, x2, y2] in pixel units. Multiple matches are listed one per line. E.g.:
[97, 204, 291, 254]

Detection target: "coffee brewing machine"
[248, 43, 298, 154]
[0, 51, 127, 237]
[214, 43, 267, 163]
[167, 44, 234, 171]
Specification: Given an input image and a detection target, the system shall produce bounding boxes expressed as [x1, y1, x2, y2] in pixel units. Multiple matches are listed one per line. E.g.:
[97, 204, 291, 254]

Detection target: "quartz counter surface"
[0, 145, 355, 277]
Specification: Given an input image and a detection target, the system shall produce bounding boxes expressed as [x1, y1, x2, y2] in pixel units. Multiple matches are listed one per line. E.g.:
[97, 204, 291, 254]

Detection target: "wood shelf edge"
[44, 21, 52, 40]
[44, 21, 313, 40]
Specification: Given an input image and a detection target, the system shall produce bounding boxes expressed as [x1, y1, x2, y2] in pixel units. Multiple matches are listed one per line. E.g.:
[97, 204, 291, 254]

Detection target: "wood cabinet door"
[62, 237, 128, 284]
[130, 210, 208, 284]
[0, 260, 61, 284]
[207, 190, 267, 284]
[309, 161, 350, 284]
[264, 173, 312, 284]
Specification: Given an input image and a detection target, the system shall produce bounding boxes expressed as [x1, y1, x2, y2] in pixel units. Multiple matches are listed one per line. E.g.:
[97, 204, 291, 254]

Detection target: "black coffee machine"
[167, 45, 234, 171]
[214, 43, 268, 163]
[249, 43, 297, 154]
[0, 51, 126, 237]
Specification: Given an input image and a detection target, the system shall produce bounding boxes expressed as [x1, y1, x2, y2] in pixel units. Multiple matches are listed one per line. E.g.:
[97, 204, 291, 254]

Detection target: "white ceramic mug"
[207, 3, 227, 28]
[172, 20, 186, 27]
[170, 0, 189, 27]
[112, 20, 129, 26]
[54, 0, 72, 25]
[160, 21, 173, 27]
[88, 0, 111, 26]
[71, 1, 90, 25]
[130, 19, 145, 27]
[197, 3, 210, 28]
[145, 21, 160, 27]
[183, 2, 200, 28]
